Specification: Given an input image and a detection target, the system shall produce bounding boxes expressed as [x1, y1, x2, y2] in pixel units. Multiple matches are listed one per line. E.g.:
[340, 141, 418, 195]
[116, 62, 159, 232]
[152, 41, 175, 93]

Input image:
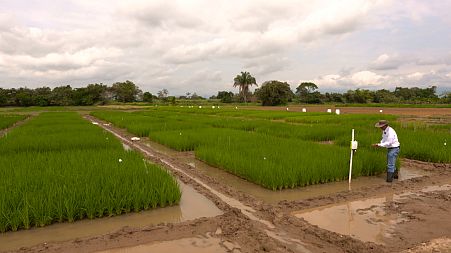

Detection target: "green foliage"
[0, 112, 180, 232]
[216, 91, 234, 103]
[111, 80, 142, 102]
[143, 92, 153, 103]
[72, 84, 108, 106]
[296, 82, 322, 104]
[255, 80, 294, 106]
[233, 71, 257, 103]
[394, 86, 438, 101]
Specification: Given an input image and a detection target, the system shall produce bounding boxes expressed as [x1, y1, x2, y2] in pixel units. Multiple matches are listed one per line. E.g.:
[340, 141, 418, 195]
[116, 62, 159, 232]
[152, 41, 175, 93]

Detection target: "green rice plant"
[396, 127, 449, 162]
[0, 114, 27, 130]
[195, 132, 386, 190]
[91, 108, 449, 191]
[0, 112, 181, 232]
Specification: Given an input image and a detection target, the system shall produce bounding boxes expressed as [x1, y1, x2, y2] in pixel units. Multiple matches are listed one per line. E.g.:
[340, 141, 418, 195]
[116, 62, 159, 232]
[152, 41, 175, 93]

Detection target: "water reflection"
[292, 184, 451, 244]
[0, 183, 222, 251]
[97, 234, 231, 253]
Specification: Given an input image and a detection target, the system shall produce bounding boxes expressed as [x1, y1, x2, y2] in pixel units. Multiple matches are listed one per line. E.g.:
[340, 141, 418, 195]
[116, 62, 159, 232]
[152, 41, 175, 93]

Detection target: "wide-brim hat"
[375, 120, 388, 128]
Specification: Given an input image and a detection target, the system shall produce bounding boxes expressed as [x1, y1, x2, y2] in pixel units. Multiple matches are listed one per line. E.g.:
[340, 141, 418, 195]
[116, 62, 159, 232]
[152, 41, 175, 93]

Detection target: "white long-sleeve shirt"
[378, 126, 400, 148]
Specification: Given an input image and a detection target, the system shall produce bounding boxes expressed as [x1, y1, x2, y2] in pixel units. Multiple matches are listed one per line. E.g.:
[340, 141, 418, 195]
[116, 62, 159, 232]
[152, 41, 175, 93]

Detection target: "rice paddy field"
[91, 107, 449, 190]
[0, 114, 27, 130]
[1, 106, 450, 253]
[0, 112, 180, 232]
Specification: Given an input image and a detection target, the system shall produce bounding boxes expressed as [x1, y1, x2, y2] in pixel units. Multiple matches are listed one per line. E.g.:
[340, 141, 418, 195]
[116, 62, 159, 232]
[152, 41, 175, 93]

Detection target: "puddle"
[399, 166, 429, 181]
[96, 234, 232, 253]
[293, 196, 399, 244]
[0, 182, 222, 251]
[292, 184, 451, 245]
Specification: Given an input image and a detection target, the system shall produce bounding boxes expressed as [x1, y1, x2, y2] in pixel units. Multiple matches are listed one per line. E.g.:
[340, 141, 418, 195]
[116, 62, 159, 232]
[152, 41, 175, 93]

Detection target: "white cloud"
[0, 0, 450, 95]
[350, 71, 386, 86]
[313, 74, 342, 88]
[407, 72, 425, 80]
[370, 53, 404, 70]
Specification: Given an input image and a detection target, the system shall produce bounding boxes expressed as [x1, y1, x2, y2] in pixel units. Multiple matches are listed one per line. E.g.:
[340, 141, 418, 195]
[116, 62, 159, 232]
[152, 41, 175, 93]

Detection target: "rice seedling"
[0, 114, 27, 130]
[0, 112, 181, 232]
[90, 108, 450, 190]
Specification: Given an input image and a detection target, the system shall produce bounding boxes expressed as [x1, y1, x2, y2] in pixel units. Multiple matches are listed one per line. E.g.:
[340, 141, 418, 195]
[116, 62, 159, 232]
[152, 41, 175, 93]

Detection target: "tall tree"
[233, 71, 257, 104]
[255, 80, 294, 106]
[143, 92, 153, 103]
[296, 82, 321, 104]
[216, 91, 234, 103]
[111, 80, 141, 102]
[51, 85, 73, 106]
[157, 89, 169, 99]
[34, 87, 52, 106]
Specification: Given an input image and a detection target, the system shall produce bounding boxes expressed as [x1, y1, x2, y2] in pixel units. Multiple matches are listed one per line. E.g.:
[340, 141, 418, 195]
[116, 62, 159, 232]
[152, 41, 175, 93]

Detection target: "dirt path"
[5, 114, 450, 253]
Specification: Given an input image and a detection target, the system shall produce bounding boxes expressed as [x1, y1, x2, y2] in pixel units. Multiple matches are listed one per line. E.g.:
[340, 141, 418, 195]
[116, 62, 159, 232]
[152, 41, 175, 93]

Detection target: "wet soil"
[3, 113, 450, 253]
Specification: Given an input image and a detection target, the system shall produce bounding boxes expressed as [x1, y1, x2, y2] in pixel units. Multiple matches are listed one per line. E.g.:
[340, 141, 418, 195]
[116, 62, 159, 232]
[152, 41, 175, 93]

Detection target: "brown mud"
[3, 112, 450, 253]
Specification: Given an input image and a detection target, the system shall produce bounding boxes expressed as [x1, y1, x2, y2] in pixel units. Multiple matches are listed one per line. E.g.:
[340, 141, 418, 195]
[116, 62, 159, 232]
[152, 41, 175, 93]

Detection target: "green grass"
[0, 112, 181, 232]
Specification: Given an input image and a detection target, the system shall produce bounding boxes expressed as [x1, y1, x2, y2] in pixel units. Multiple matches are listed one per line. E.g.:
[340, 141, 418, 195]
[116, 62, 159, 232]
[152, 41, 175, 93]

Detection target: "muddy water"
[97, 234, 233, 253]
[143, 139, 428, 204]
[292, 184, 451, 244]
[0, 183, 222, 251]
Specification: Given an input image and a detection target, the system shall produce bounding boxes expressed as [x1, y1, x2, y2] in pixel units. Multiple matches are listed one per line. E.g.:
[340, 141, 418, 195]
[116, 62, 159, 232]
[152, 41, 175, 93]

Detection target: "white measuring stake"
[348, 129, 355, 185]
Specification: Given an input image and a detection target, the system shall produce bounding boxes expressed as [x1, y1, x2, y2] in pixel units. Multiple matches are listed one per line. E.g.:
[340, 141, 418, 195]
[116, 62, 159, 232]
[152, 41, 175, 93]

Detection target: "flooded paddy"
[143, 138, 428, 204]
[292, 184, 451, 244]
[0, 182, 222, 252]
[62, 114, 449, 253]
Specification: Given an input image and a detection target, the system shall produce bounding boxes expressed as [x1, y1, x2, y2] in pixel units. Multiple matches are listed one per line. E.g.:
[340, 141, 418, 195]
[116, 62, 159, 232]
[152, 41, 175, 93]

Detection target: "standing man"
[372, 120, 400, 182]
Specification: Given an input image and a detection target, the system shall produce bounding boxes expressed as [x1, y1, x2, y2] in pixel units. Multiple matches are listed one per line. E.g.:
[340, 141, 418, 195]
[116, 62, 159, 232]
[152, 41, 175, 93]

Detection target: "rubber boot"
[386, 172, 394, 182]
[393, 169, 399, 179]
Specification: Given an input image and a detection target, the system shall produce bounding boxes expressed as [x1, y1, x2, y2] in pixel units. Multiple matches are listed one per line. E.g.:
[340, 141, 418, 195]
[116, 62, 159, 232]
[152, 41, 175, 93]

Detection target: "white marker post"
[348, 129, 358, 186]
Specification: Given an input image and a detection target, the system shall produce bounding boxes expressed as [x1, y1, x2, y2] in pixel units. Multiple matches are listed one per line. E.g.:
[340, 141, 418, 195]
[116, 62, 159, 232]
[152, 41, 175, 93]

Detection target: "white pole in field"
[348, 129, 355, 185]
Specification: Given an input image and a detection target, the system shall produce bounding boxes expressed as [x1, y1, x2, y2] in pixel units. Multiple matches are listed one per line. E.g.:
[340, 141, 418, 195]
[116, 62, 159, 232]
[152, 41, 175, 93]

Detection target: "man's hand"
[371, 144, 379, 147]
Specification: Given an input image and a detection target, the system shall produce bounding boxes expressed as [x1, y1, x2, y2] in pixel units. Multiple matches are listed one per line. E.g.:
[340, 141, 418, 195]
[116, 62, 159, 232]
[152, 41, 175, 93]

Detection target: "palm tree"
[233, 71, 257, 104]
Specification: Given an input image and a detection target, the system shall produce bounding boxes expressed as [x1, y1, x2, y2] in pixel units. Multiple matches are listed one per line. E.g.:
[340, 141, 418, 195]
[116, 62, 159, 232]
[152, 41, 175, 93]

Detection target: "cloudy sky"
[0, 0, 450, 96]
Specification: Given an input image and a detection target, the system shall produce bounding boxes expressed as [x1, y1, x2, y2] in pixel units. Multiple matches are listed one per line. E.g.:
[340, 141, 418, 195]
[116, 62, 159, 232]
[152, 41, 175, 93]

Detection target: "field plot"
[91, 108, 449, 190]
[0, 114, 27, 130]
[0, 112, 180, 232]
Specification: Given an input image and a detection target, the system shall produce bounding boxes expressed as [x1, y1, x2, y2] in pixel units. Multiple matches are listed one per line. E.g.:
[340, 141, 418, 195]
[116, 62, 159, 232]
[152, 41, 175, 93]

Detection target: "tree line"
[220, 71, 450, 105]
[0, 74, 449, 107]
[0, 81, 143, 106]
